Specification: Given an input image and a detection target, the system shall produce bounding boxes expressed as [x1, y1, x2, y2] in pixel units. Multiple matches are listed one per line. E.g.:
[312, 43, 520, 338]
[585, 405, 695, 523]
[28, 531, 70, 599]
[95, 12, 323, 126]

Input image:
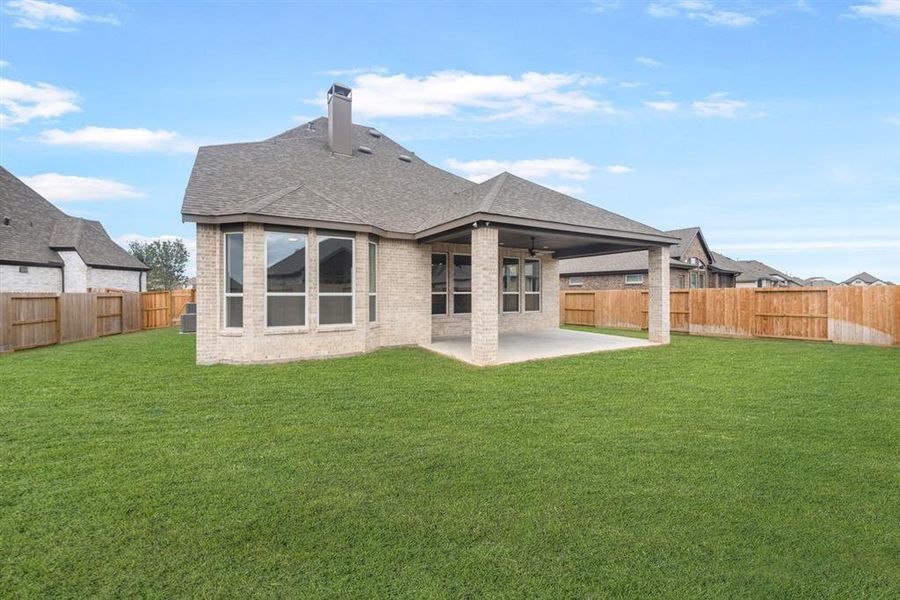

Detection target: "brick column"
[243, 223, 265, 337]
[471, 224, 499, 365]
[648, 245, 671, 344]
[195, 223, 220, 364]
[308, 229, 318, 331]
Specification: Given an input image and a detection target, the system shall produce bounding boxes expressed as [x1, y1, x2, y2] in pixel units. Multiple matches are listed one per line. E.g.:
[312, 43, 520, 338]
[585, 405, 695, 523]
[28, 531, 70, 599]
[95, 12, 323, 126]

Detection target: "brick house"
[0, 166, 148, 293]
[839, 272, 893, 287]
[559, 227, 738, 291]
[181, 84, 676, 366]
[711, 253, 806, 288]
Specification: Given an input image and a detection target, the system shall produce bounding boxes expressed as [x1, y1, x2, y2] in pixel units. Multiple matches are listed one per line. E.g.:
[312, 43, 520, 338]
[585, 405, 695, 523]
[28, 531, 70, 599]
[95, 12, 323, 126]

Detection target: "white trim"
[223, 231, 244, 330]
[264, 231, 308, 330]
[317, 234, 355, 327]
[501, 256, 521, 314]
[451, 252, 471, 315]
[624, 273, 644, 285]
[524, 257, 541, 312]
[368, 241, 377, 324]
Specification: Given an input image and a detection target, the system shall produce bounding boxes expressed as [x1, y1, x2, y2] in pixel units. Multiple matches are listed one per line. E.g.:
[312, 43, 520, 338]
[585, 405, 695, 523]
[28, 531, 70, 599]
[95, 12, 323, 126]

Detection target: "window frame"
[368, 241, 377, 323]
[451, 252, 472, 315]
[501, 256, 521, 314]
[317, 234, 356, 327]
[524, 257, 541, 312]
[624, 273, 644, 285]
[263, 230, 308, 330]
[223, 231, 244, 330]
[431, 251, 449, 316]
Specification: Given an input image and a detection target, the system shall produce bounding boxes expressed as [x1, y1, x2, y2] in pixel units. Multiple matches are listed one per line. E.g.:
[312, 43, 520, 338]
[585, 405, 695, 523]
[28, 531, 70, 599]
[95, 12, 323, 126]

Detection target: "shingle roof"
[0, 166, 148, 271]
[840, 272, 883, 285]
[711, 252, 805, 286]
[182, 118, 670, 241]
[558, 227, 704, 275]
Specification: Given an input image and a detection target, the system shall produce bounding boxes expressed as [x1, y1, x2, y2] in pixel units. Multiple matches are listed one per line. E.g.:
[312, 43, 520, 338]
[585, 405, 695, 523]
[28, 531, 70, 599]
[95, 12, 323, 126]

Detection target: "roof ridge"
[296, 182, 371, 224]
[477, 172, 509, 213]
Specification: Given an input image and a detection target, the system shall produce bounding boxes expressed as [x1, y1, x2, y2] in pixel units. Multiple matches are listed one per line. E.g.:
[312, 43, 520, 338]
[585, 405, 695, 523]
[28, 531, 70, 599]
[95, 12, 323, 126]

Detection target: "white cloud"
[603, 165, 634, 174]
[635, 56, 662, 67]
[115, 233, 197, 276]
[3, 0, 119, 31]
[0, 77, 79, 127]
[849, 0, 900, 25]
[692, 92, 748, 117]
[446, 157, 596, 183]
[20, 173, 144, 201]
[645, 100, 679, 111]
[887, 116, 900, 126]
[646, 1, 757, 27]
[587, 0, 621, 12]
[618, 81, 644, 89]
[36, 126, 195, 152]
[311, 70, 615, 121]
[0, 60, 9, 68]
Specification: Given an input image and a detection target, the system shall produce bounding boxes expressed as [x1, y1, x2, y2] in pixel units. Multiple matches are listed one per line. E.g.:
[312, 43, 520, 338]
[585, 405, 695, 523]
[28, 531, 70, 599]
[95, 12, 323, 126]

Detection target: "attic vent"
[398, 155, 412, 163]
[2, 217, 9, 226]
[358, 146, 373, 154]
[368, 129, 382, 138]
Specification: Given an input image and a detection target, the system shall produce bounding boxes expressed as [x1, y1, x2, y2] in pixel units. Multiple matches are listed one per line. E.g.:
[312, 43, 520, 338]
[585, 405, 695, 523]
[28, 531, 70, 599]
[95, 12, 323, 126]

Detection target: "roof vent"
[358, 146, 373, 154]
[368, 129, 382, 138]
[398, 155, 412, 163]
[2, 217, 9, 226]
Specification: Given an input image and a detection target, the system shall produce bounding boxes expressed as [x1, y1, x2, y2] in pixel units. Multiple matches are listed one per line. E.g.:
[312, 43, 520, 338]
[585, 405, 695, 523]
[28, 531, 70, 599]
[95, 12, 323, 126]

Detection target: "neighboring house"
[840, 272, 892, 287]
[805, 276, 837, 287]
[711, 252, 806, 288]
[181, 83, 677, 365]
[0, 166, 149, 293]
[559, 227, 739, 290]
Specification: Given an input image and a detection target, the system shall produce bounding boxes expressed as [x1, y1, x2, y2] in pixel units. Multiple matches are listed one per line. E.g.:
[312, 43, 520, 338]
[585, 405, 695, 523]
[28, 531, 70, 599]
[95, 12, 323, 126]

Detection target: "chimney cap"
[328, 83, 352, 100]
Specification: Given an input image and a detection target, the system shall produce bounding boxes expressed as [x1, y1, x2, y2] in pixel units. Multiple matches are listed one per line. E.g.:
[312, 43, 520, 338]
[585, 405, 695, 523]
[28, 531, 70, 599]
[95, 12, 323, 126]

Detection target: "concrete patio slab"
[422, 328, 657, 365]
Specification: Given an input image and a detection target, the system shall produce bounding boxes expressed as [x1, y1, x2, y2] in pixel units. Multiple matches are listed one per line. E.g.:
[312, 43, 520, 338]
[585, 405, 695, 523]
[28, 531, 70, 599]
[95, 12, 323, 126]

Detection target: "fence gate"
[753, 289, 828, 341]
[10, 295, 60, 350]
[96, 294, 123, 337]
[563, 292, 596, 326]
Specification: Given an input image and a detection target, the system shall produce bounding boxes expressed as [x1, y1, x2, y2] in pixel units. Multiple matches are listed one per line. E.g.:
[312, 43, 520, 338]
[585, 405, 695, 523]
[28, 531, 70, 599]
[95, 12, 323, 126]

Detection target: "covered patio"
[423, 328, 657, 365]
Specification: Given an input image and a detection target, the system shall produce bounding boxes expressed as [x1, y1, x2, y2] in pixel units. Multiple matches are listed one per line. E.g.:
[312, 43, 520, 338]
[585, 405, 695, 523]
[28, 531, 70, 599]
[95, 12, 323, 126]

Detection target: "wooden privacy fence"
[560, 286, 900, 347]
[1, 288, 195, 353]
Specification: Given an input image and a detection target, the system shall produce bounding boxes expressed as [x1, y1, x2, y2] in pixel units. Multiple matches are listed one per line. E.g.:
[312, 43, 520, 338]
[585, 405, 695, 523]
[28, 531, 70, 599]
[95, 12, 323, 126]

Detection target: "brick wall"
[0, 264, 63, 293]
[561, 267, 689, 291]
[57, 250, 88, 292]
[87, 267, 143, 291]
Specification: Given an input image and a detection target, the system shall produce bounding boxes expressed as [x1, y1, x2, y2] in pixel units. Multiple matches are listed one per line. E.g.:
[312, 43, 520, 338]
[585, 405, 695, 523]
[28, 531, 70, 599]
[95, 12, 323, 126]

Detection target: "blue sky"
[1, 0, 898, 281]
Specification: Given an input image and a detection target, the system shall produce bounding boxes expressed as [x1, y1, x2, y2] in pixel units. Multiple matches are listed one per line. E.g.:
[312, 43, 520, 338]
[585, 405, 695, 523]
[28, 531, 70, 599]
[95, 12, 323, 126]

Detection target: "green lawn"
[2, 329, 898, 598]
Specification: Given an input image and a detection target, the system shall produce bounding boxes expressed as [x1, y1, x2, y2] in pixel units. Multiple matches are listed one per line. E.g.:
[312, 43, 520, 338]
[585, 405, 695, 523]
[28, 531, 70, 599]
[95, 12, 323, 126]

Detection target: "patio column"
[648, 245, 671, 344]
[471, 224, 499, 365]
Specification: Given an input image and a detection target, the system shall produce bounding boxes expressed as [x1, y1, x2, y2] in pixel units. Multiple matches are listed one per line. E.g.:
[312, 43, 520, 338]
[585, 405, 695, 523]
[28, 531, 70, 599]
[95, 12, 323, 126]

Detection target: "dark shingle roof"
[182, 118, 670, 241]
[840, 272, 884, 285]
[558, 227, 704, 275]
[0, 166, 148, 271]
[711, 252, 805, 286]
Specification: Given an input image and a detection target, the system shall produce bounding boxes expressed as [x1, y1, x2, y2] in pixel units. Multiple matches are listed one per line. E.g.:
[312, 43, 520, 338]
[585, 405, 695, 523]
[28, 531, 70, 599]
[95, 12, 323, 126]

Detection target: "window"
[319, 236, 354, 325]
[452, 254, 471, 314]
[368, 242, 377, 323]
[675, 274, 686, 289]
[266, 231, 306, 327]
[624, 274, 644, 285]
[524, 259, 541, 312]
[431, 252, 448, 315]
[501, 257, 520, 312]
[568, 276, 584, 287]
[689, 257, 707, 289]
[224, 232, 244, 328]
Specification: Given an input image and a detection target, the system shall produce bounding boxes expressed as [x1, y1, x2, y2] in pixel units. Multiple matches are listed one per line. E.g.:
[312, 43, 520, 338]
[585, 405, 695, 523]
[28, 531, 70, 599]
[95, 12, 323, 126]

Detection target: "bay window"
[452, 254, 471, 314]
[224, 231, 243, 328]
[524, 258, 541, 312]
[266, 231, 306, 327]
[319, 236, 354, 325]
[431, 252, 448, 315]
[501, 257, 520, 312]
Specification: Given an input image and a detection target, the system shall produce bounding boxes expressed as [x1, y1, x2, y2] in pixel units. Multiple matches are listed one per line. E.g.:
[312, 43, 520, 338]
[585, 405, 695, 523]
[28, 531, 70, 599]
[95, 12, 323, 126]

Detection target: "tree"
[128, 239, 189, 291]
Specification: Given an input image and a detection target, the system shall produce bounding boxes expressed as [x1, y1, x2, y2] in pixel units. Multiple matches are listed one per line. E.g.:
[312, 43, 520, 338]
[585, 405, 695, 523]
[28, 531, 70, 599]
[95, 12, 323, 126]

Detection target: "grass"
[1, 328, 898, 598]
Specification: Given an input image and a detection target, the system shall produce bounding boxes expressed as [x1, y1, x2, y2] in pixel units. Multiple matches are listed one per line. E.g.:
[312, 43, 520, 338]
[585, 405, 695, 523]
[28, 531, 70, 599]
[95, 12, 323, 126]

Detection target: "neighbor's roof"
[182, 117, 671, 242]
[0, 166, 148, 271]
[711, 252, 805, 285]
[840, 272, 883, 285]
[558, 227, 710, 275]
[804, 276, 837, 287]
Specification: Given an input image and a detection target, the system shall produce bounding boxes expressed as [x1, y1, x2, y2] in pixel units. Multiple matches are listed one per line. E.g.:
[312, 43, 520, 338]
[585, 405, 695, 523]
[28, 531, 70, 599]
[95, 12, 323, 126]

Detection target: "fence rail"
[561, 286, 900, 347]
[1, 288, 195, 353]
